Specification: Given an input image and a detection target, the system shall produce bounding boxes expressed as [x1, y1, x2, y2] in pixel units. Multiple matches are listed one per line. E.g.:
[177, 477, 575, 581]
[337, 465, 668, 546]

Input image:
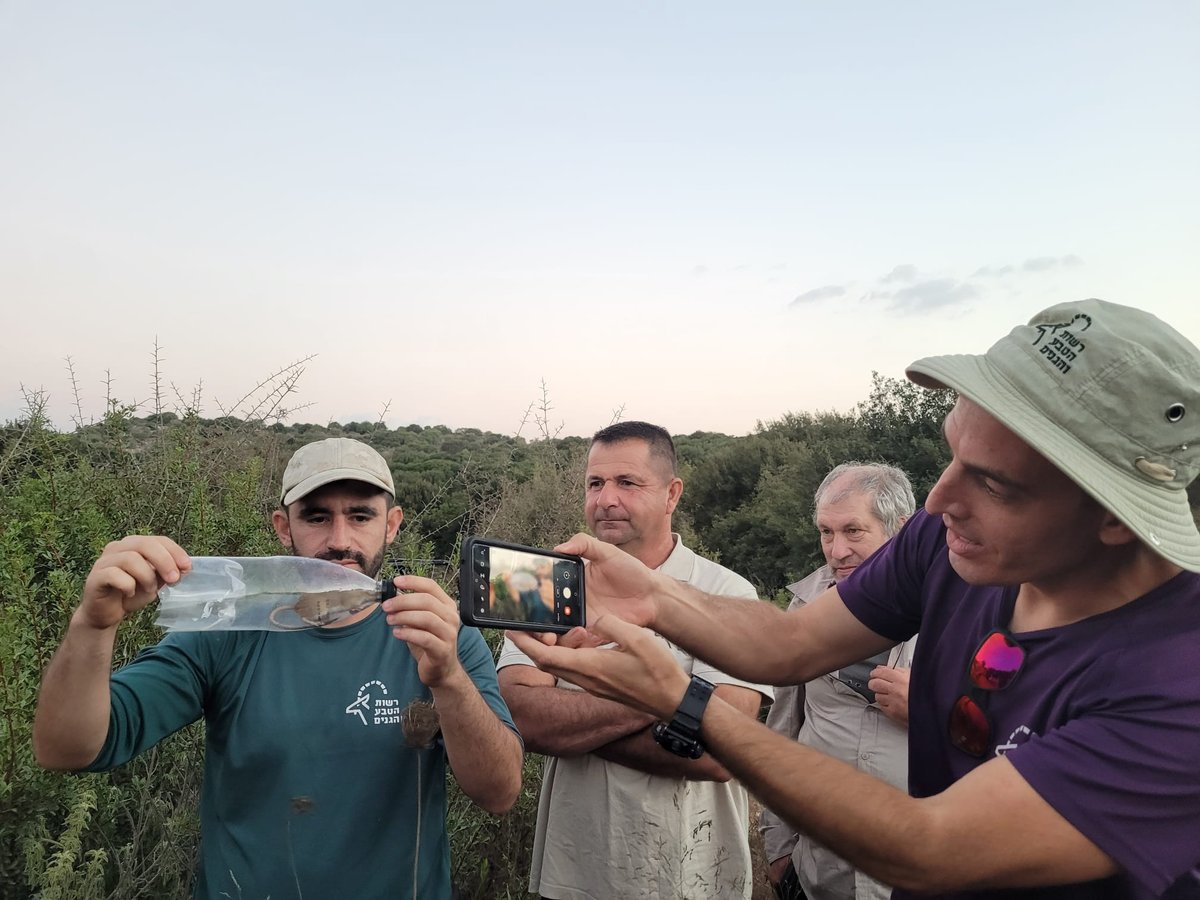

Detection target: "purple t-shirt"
[838, 508, 1200, 900]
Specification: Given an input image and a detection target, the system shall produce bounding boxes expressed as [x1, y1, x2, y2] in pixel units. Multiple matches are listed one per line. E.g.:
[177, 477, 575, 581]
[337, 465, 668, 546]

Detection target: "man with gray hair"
[762, 463, 917, 900]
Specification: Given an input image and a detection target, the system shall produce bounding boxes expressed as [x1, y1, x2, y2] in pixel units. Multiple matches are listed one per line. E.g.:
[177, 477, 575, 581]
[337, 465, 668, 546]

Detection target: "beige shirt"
[498, 536, 773, 900]
[759, 565, 916, 900]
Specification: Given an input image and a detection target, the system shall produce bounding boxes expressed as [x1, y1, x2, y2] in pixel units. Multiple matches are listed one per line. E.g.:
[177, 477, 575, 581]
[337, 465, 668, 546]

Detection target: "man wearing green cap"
[509, 300, 1200, 899]
[33, 437, 523, 900]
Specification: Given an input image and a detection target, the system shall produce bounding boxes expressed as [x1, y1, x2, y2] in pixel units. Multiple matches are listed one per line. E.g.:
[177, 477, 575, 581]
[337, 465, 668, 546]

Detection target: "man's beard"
[296, 544, 388, 579]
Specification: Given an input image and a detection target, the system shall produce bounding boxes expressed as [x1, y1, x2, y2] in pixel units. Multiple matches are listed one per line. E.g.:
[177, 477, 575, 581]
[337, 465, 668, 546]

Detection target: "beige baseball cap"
[907, 298, 1200, 572]
[279, 438, 395, 506]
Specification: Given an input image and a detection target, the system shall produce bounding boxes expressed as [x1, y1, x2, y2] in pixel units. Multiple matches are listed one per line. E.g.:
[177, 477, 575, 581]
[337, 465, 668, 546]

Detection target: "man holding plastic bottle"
[33, 437, 522, 900]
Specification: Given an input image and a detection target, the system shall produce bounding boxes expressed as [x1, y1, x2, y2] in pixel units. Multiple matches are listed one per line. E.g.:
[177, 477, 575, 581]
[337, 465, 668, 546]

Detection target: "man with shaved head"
[498, 421, 772, 900]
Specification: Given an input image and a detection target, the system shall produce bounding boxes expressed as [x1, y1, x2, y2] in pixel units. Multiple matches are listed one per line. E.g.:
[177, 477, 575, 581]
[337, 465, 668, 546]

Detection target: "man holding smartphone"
[498, 421, 773, 900]
[33, 437, 523, 900]
[510, 300, 1200, 899]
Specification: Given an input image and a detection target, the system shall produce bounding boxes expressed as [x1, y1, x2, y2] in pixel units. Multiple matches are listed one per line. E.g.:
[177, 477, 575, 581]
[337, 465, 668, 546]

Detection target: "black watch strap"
[652, 675, 714, 758]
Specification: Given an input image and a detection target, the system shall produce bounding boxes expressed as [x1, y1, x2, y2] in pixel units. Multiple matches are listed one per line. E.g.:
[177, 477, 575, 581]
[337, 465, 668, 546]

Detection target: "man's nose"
[830, 534, 853, 561]
[327, 515, 352, 548]
[925, 463, 961, 518]
[596, 482, 620, 506]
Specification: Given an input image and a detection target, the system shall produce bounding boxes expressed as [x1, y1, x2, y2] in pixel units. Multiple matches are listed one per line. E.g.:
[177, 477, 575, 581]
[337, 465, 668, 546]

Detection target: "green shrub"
[0, 400, 573, 899]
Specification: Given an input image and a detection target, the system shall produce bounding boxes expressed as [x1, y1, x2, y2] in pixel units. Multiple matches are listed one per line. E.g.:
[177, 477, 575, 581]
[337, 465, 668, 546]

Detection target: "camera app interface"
[472, 544, 580, 626]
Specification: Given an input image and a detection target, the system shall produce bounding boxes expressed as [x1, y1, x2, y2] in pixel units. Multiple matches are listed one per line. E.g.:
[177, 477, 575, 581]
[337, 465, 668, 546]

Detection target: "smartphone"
[459, 536, 585, 634]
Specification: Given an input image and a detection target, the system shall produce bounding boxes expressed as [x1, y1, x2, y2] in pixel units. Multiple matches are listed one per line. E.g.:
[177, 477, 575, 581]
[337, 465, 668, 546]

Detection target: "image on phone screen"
[463, 538, 584, 632]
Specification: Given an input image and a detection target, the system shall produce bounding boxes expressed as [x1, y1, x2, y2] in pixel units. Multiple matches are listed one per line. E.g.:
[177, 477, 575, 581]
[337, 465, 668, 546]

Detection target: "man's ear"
[1097, 510, 1138, 547]
[385, 505, 404, 544]
[272, 508, 293, 550]
[665, 477, 684, 515]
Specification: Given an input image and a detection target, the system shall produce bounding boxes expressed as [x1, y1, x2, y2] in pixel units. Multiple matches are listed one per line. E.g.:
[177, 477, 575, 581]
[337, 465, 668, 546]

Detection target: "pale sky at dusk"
[3, 2, 1197, 437]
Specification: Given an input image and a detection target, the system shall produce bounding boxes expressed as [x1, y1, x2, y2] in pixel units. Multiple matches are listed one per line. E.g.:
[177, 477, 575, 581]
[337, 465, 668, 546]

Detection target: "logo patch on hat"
[1031, 313, 1092, 375]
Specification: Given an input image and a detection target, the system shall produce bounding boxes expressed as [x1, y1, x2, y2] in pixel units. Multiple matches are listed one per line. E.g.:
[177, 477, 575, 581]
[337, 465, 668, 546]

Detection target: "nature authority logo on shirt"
[345, 680, 404, 726]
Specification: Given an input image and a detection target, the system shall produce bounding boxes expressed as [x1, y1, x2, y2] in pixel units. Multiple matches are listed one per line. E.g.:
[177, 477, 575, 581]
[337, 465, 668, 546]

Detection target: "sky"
[2, 2, 1198, 438]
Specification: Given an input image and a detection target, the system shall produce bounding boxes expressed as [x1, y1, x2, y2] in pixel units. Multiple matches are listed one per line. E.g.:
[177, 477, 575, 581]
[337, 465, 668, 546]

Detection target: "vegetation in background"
[15, 369, 1184, 897]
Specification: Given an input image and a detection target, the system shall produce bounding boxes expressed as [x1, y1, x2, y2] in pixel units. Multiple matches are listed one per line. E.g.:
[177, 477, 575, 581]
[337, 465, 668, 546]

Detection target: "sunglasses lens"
[969, 630, 1025, 691]
[949, 695, 990, 756]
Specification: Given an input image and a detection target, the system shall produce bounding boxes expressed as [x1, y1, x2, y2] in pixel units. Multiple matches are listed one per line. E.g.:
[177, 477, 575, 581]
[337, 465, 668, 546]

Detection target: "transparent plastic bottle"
[155, 556, 398, 632]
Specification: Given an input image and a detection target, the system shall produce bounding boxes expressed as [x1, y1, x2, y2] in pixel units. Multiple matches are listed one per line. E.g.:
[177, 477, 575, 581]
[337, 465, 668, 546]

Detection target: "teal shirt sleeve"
[86, 632, 226, 771]
[456, 627, 520, 739]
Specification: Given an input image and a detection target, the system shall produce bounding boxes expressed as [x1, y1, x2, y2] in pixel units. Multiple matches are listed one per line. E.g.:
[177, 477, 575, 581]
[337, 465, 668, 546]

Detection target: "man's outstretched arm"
[34, 536, 191, 770]
[511, 614, 1118, 893]
[554, 533, 892, 686]
[591, 682, 761, 781]
[500, 641, 760, 781]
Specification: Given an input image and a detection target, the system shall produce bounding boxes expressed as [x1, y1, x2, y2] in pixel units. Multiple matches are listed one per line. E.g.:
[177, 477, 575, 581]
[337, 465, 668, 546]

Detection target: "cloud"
[789, 254, 1083, 314]
[790, 284, 847, 306]
[858, 289, 893, 302]
[889, 278, 979, 313]
[971, 264, 1015, 279]
[691, 265, 709, 277]
[1023, 254, 1084, 272]
[972, 255, 1083, 278]
[880, 264, 918, 284]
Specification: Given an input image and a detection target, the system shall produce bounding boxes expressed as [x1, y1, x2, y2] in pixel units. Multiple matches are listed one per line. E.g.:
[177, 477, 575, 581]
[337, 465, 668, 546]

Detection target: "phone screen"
[463, 538, 584, 633]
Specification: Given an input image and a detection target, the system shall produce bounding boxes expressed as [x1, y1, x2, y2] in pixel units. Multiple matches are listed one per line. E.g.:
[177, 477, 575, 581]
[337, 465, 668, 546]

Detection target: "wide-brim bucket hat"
[907, 298, 1200, 572]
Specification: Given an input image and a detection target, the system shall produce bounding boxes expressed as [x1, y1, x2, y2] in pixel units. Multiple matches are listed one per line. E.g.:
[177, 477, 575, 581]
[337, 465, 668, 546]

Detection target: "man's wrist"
[652, 675, 714, 758]
[427, 660, 471, 695]
[68, 607, 123, 641]
[652, 574, 691, 634]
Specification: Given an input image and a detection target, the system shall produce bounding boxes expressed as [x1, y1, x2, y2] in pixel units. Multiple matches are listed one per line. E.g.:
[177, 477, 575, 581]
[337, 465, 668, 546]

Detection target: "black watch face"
[652, 722, 704, 759]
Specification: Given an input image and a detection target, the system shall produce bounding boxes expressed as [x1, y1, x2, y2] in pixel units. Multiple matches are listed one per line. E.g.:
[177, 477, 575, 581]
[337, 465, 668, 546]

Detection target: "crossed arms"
[499, 646, 762, 781]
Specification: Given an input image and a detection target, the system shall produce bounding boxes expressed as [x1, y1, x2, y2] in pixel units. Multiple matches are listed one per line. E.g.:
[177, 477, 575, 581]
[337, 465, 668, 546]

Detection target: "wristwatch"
[652, 675, 715, 759]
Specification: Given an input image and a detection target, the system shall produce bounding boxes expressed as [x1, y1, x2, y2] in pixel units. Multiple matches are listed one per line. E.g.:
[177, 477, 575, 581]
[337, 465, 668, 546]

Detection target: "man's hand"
[35, 535, 190, 770]
[390, 577, 523, 814]
[869, 665, 911, 727]
[556, 626, 611, 649]
[555, 533, 669, 629]
[78, 536, 191, 631]
[507, 613, 689, 720]
[383, 575, 464, 688]
[768, 855, 791, 886]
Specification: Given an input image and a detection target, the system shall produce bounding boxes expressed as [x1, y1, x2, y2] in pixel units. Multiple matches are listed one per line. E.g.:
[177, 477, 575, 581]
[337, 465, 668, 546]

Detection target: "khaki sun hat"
[280, 438, 395, 506]
[906, 298, 1200, 572]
